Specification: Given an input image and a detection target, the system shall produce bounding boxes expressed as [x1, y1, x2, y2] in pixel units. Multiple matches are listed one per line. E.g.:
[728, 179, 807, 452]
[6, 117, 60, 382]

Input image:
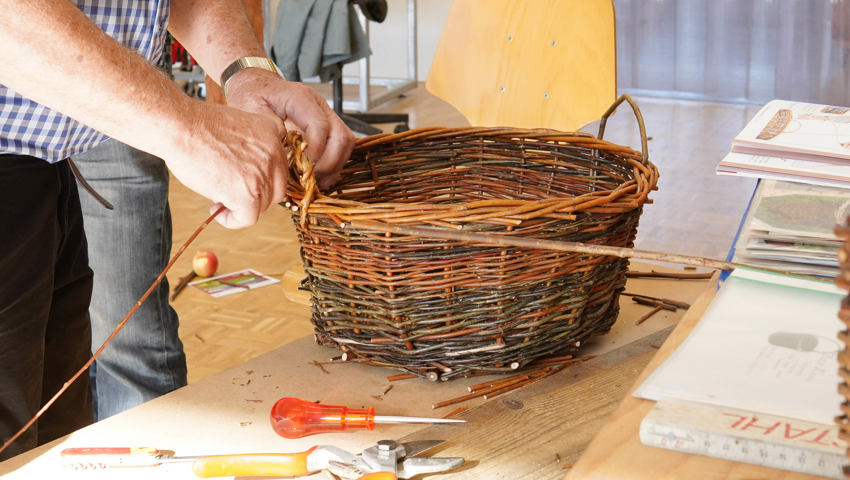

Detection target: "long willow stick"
[0, 206, 225, 457]
[346, 219, 738, 271]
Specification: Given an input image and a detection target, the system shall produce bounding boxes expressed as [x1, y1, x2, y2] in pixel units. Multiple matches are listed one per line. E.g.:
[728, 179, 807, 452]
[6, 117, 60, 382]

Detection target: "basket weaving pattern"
[285, 124, 658, 380]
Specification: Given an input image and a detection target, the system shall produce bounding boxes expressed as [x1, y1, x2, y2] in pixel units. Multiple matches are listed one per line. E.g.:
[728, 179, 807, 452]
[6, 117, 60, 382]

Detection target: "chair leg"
[331, 63, 409, 135]
[350, 112, 409, 125]
[339, 113, 384, 136]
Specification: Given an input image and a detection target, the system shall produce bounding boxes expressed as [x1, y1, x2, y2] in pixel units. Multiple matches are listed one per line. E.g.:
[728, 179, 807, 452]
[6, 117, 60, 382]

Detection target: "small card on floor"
[189, 268, 280, 298]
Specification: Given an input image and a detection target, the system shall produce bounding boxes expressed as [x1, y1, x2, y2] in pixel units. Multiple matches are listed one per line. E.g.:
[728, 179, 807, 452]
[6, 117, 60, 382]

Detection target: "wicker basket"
[834, 219, 850, 474]
[285, 95, 658, 380]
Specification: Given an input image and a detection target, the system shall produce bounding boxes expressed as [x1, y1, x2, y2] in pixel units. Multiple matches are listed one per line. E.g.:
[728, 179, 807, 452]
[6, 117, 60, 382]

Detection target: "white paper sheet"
[634, 267, 845, 425]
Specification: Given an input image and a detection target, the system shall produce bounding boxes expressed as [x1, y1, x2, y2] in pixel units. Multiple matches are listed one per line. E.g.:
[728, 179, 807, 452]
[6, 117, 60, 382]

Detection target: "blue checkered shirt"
[0, 1, 170, 163]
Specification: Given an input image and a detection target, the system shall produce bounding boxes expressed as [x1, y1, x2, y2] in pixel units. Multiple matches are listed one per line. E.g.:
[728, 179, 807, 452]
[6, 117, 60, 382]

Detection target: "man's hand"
[161, 70, 356, 230]
[221, 68, 355, 190]
[166, 0, 354, 225]
[162, 100, 291, 229]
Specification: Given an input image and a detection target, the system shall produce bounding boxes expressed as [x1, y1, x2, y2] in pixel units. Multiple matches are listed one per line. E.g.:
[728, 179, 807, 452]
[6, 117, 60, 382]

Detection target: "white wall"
[363, 0, 453, 81]
[265, 0, 452, 82]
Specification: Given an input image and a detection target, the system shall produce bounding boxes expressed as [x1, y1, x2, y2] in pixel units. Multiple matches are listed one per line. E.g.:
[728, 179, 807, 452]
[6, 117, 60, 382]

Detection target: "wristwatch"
[220, 56, 283, 92]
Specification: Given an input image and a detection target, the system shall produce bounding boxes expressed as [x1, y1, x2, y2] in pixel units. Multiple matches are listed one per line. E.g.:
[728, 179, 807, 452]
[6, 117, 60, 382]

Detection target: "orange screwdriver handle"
[191, 447, 316, 478]
[270, 397, 375, 439]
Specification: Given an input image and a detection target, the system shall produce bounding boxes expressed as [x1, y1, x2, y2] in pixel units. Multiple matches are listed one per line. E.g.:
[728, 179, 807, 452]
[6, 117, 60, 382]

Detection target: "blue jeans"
[74, 140, 187, 421]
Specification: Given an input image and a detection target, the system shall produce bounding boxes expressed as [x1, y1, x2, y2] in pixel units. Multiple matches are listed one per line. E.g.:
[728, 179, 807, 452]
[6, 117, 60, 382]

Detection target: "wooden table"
[0, 263, 718, 479]
[565, 278, 837, 480]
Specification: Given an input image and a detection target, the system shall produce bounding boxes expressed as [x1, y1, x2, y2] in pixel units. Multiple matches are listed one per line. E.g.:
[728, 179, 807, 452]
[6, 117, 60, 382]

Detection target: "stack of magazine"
[716, 99, 850, 188]
[717, 99, 850, 278]
[731, 179, 848, 278]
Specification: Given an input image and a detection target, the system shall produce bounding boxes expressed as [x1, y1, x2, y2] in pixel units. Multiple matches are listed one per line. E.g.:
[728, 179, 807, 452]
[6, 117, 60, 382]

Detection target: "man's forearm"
[0, 0, 352, 230]
[168, 0, 268, 88]
[0, 0, 195, 160]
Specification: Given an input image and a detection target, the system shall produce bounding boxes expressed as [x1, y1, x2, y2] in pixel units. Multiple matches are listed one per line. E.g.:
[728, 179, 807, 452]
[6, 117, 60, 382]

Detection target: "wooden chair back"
[426, 0, 617, 131]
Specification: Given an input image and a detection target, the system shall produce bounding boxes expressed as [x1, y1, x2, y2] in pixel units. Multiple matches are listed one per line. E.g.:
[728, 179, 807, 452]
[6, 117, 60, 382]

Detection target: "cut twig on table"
[621, 292, 691, 325]
[622, 292, 691, 310]
[631, 296, 677, 312]
[635, 306, 664, 326]
[310, 360, 330, 375]
[170, 271, 197, 301]
[371, 385, 393, 401]
[443, 406, 467, 419]
[626, 270, 714, 280]
[432, 356, 588, 409]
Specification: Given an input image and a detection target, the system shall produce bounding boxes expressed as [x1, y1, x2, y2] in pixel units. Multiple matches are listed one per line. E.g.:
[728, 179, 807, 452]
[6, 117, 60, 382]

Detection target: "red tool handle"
[60, 447, 167, 468]
[61, 447, 160, 457]
[270, 397, 376, 439]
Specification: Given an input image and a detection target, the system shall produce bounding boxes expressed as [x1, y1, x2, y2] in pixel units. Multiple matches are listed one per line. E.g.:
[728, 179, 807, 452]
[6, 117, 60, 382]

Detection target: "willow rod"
[345, 219, 738, 272]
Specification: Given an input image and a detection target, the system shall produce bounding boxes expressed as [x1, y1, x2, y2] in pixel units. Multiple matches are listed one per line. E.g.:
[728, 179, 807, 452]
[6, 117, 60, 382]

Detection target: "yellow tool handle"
[191, 447, 316, 478]
[357, 473, 397, 480]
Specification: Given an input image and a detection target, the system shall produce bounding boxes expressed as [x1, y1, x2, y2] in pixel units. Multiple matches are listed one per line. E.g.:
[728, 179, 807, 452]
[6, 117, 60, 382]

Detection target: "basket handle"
[596, 94, 648, 163]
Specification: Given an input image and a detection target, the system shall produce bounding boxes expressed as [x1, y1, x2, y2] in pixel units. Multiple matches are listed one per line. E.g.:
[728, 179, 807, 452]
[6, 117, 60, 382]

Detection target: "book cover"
[732, 99, 850, 162]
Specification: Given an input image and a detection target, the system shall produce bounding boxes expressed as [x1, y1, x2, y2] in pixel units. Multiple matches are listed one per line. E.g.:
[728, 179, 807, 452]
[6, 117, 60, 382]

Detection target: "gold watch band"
[220, 57, 282, 92]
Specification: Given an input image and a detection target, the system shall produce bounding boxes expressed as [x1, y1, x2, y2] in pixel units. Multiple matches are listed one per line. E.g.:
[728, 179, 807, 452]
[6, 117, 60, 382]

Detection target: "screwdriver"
[270, 397, 466, 439]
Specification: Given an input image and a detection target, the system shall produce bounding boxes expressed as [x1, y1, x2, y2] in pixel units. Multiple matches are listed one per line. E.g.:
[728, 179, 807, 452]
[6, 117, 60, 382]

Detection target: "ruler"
[639, 400, 847, 479]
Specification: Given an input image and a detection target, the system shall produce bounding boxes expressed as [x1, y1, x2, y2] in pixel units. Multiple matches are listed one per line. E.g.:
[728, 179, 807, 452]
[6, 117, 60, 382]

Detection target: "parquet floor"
[167, 84, 761, 383]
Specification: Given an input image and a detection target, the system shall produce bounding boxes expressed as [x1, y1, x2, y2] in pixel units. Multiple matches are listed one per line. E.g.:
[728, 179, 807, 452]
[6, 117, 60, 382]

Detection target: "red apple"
[192, 250, 218, 277]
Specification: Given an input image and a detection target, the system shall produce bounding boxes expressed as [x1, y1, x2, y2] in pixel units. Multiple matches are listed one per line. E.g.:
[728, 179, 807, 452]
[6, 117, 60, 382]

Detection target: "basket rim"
[285, 126, 659, 227]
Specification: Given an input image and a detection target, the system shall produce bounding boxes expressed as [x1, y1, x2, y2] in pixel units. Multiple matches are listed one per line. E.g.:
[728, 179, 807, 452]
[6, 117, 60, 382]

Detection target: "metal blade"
[374, 415, 466, 425]
[305, 445, 359, 472]
[360, 440, 461, 479]
[398, 440, 443, 458]
[398, 456, 465, 479]
[161, 456, 200, 463]
[327, 459, 370, 480]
